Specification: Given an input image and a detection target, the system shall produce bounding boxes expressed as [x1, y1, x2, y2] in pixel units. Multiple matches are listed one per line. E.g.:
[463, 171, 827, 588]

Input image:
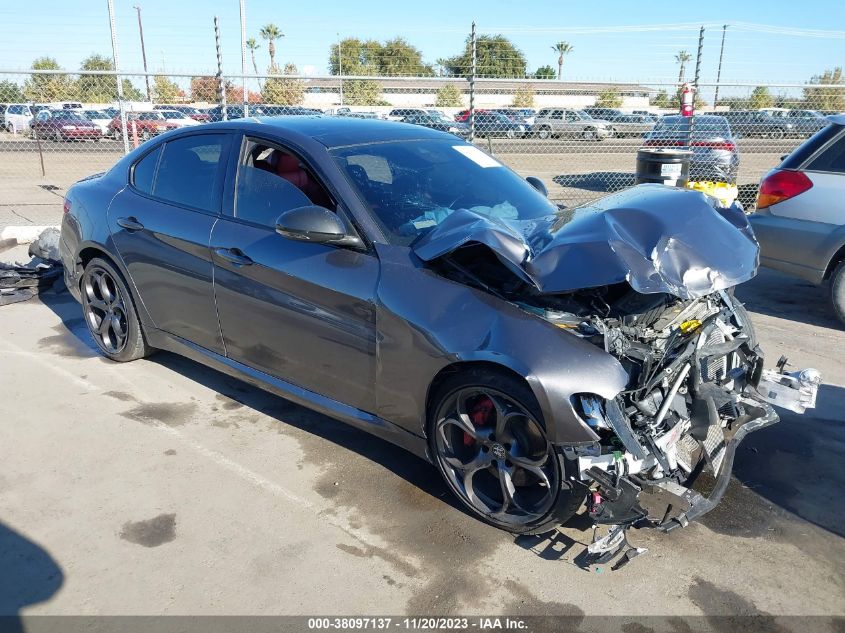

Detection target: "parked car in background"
[262, 105, 322, 116]
[402, 114, 469, 138]
[0, 103, 33, 133]
[153, 104, 210, 122]
[721, 111, 794, 139]
[454, 109, 489, 122]
[387, 108, 429, 121]
[643, 115, 740, 183]
[30, 109, 101, 141]
[107, 111, 178, 140]
[82, 109, 114, 135]
[471, 112, 528, 138]
[750, 115, 845, 324]
[488, 108, 536, 126]
[532, 108, 611, 141]
[784, 110, 829, 137]
[205, 104, 267, 122]
[157, 109, 201, 128]
[102, 107, 119, 119]
[582, 107, 624, 120]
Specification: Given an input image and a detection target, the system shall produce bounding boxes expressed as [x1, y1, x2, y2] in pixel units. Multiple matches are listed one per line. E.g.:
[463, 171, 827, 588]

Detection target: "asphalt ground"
[0, 238, 843, 624]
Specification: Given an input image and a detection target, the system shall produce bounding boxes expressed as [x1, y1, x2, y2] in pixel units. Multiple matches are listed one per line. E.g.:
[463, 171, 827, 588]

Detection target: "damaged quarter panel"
[373, 243, 629, 445]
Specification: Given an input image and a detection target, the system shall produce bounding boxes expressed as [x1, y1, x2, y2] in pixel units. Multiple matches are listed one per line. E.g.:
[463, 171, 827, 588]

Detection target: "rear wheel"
[830, 260, 845, 326]
[769, 128, 785, 140]
[52, 130, 62, 142]
[536, 125, 552, 140]
[81, 257, 152, 362]
[582, 128, 597, 141]
[429, 369, 585, 535]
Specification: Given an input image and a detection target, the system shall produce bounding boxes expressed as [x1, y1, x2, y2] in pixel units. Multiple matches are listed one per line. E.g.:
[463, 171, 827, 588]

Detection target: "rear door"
[108, 132, 232, 353]
[210, 135, 379, 412]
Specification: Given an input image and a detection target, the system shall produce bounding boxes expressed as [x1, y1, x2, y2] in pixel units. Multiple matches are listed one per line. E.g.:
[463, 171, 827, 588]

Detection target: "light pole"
[134, 5, 151, 102]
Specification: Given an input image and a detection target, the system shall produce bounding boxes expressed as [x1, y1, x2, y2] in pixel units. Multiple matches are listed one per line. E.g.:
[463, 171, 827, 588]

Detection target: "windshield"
[652, 116, 731, 137]
[331, 139, 557, 245]
[578, 111, 594, 120]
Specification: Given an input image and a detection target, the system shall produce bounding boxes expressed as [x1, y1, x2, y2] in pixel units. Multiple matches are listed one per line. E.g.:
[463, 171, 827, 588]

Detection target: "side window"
[565, 111, 578, 122]
[235, 140, 336, 227]
[131, 146, 162, 195]
[153, 134, 227, 212]
[806, 133, 845, 174]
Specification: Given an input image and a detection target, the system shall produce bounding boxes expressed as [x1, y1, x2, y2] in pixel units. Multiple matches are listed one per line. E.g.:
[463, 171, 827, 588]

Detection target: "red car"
[454, 108, 490, 122]
[108, 111, 179, 141]
[29, 110, 102, 142]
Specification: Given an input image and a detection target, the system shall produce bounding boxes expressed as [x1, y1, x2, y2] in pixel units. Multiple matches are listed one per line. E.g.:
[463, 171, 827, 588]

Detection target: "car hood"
[412, 184, 759, 300]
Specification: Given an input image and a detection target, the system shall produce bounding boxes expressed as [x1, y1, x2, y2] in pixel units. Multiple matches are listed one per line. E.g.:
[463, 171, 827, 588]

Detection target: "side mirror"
[526, 176, 548, 197]
[275, 205, 363, 248]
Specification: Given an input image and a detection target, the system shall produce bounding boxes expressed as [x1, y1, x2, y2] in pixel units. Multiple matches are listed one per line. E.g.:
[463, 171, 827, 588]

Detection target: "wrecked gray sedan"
[59, 118, 819, 566]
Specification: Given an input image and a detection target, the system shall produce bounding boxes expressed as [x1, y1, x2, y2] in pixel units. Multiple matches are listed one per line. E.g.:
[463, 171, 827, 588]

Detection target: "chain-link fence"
[1, 69, 842, 219]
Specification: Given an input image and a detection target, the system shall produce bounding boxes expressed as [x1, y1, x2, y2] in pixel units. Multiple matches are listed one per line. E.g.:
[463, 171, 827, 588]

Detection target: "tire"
[81, 257, 152, 362]
[52, 130, 62, 142]
[428, 368, 586, 535]
[582, 128, 597, 141]
[536, 125, 551, 140]
[607, 126, 617, 138]
[769, 128, 785, 140]
[830, 260, 845, 326]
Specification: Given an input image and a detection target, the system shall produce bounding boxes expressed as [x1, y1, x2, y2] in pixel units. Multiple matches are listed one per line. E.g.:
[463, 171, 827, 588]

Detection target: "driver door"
[211, 135, 379, 413]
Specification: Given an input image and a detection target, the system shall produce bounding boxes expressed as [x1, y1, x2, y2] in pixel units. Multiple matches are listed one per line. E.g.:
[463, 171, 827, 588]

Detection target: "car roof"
[197, 115, 450, 147]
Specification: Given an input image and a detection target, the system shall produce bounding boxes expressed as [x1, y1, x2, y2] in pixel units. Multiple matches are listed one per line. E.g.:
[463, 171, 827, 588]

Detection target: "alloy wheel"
[537, 126, 551, 140]
[433, 387, 559, 527]
[583, 128, 596, 141]
[82, 266, 129, 354]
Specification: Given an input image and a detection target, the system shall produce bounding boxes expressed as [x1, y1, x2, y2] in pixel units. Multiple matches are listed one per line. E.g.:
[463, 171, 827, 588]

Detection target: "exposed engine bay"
[432, 242, 821, 569]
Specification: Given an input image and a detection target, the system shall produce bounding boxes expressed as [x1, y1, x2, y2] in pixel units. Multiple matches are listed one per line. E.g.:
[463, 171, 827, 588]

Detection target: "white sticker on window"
[452, 145, 502, 168]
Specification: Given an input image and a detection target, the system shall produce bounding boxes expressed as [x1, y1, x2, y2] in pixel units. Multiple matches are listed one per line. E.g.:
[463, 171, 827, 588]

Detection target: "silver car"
[533, 108, 611, 141]
[750, 115, 845, 323]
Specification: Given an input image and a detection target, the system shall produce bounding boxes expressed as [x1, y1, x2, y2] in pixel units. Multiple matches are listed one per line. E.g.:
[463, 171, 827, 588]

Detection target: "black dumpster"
[635, 148, 692, 187]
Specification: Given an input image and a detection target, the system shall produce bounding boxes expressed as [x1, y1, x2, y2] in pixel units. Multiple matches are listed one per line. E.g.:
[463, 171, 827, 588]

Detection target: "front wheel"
[429, 369, 585, 535]
[582, 128, 597, 141]
[81, 257, 152, 362]
[769, 128, 785, 140]
[536, 125, 551, 140]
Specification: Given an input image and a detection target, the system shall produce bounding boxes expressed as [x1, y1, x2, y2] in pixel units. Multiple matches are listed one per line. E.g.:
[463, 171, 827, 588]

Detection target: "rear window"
[132, 146, 162, 195]
[804, 127, 845, 174]
[781, 124, 843, 170]
[652, 117, 731, 136]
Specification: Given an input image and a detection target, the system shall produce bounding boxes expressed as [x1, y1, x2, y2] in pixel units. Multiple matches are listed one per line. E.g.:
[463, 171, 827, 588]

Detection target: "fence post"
[239, 0, 248, 117]
[214, 16, 227, 121]
[687, 25, 705, 150]
[469, 21, 476, 143]
[713, 25, 728, 108]
[107, 0, 130, 154]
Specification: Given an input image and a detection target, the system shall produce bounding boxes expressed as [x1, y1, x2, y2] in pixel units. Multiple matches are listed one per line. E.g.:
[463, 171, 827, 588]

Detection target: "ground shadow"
[734, 267, 841, 330]
[553, 172, 635, 194]
[0, 521, 63, 630]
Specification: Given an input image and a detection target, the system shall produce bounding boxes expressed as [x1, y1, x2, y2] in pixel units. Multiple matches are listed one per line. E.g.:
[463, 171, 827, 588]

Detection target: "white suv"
[0, 103, 33, 133]
[750, 115, 845, 324]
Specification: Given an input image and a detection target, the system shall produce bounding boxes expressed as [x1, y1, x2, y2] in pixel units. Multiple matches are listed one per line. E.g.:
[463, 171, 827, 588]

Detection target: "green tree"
[23, 57, 76, 102]
[246, 38, 260, 77]
[442, 35, 527, 78]
[0, 80, 23, 102]
[435, 83, 463, 107]
[263, 63, 305, 105]
[534, 65, 556, 80]
[260, 23, 284, 68]
[748, 86, 774, 110]
[675, 50, 692, 84]
[153, 75, 182, 103]
[652, 89, 671, 108]
[804, 67, 844, 112]
[511, 85, 535, 108]
[551, 41, 573, 80]
[328, 37, 432, 76]
[595, 88, 623, 108]
[121, 79, 144, 101]
[344, 79, 387, 106]
[76, 54, 116, 102]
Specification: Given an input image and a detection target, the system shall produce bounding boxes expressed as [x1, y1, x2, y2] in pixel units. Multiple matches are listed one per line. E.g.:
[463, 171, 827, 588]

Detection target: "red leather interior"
[276, 153, 309, 188]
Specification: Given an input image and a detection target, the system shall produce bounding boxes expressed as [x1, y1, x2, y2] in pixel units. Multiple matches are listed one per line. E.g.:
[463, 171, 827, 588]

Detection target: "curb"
[0, 225, 60, 244]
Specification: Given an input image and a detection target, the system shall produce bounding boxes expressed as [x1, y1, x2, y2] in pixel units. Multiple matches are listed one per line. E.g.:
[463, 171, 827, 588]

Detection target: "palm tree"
[551, 41, 573, 81]
[675, 50, 692, 84]
[246, 37, 260, 77]
[260, 23, 284, 69]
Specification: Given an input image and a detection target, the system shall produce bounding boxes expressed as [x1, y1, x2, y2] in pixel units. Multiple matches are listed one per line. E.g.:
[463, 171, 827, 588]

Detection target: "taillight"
[756, 169, 813, 209]
[63, 198, 72, 214]
[692, 140, 736, 151]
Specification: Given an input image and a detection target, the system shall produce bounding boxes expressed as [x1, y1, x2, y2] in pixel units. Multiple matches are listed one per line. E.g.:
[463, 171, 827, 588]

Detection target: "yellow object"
[686, 181, 739, 207]
[680, 319, 702, 334]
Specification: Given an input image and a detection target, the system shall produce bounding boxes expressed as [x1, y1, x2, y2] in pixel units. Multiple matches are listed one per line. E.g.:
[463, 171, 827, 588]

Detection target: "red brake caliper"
[464, 395, 494, 446]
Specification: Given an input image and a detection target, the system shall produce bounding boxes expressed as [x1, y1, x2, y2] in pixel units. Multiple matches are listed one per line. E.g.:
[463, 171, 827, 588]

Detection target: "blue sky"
[0, 0, 842, 85]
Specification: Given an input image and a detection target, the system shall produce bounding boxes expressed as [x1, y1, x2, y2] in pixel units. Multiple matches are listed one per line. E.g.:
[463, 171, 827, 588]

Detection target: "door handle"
[214, 247, 254, 266]
[117, 216, 145, 231]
